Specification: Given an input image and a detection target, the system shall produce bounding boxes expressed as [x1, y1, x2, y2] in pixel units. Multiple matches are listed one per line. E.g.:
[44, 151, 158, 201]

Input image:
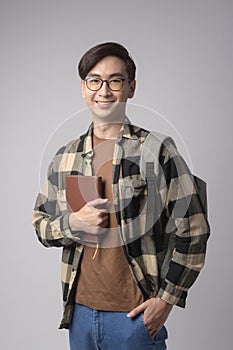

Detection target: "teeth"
[98, 101, 112, 104]
[95, 101, 114, 109]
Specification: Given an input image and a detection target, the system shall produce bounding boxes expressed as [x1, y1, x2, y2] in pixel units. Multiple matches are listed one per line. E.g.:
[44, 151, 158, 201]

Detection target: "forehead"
[87, 56, 127, 78]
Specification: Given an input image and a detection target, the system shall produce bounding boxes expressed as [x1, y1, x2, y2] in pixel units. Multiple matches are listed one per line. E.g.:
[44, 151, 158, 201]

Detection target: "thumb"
[127, 301, 147, 318]
[88, 198, 108, 207]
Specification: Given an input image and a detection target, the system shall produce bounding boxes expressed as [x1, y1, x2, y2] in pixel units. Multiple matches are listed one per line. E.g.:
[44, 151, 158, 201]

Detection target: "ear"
[128, 80, 136, 99]
[81, 80, 86, 99]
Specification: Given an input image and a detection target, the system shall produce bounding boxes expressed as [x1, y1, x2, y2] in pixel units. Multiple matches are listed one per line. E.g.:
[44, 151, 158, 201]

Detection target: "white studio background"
[1, 0, 232, 349]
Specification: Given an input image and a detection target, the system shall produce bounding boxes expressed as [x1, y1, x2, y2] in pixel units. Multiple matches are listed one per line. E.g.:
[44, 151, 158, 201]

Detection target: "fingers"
[88, 198, 108, 207]
[71, 198, 109, 233]
[98, 209, 109, 217]
[99, 214, 109, 227]
[88, 198, 109, 227]
[96, 212, 109, 228]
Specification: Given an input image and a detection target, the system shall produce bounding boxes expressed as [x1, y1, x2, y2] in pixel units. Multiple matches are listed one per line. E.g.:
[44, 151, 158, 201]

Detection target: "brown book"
[65, 175, 103, 245]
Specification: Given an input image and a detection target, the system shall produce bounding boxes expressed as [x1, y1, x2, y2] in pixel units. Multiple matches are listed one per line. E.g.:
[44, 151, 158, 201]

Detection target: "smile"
[95, 101, 115, 108]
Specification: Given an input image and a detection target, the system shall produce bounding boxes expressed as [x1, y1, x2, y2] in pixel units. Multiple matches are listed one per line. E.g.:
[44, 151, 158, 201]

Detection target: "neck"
[93, 121, 123, 139]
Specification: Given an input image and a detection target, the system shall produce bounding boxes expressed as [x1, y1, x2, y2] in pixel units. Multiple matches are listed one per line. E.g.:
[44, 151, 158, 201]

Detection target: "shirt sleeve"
[32, 151, 79, 248]
[157, 138, 210, 307]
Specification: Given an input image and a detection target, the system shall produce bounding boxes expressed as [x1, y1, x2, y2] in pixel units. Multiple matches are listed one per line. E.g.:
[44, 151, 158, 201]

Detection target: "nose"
[98, 81, 112, 97]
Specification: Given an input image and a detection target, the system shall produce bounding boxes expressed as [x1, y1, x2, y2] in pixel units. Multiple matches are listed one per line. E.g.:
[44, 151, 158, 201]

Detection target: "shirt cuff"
[157, 283, 187, 308]
[60, 213, 82, 244]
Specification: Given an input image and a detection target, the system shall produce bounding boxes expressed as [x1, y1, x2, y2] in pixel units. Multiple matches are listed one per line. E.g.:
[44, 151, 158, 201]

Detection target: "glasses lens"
[109, 79, 123, 91]
[86, 78, 102, 91]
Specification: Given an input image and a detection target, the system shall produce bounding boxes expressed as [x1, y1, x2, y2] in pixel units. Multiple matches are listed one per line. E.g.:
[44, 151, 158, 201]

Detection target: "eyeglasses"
[84, 77, 131, 91]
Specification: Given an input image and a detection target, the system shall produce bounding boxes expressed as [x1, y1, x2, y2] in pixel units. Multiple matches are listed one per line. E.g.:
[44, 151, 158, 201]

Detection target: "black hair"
[78, 42, 136, 80]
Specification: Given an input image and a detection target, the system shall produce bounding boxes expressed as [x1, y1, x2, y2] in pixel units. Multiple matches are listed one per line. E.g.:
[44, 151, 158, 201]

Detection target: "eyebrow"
[87, 72, 125, 78]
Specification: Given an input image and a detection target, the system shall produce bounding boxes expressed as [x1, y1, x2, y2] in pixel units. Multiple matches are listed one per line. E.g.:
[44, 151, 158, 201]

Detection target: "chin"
[91, 104, 125, 122]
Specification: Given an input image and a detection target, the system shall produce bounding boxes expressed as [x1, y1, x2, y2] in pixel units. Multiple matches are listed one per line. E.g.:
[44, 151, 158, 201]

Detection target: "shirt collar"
[83, 116, 145, 155]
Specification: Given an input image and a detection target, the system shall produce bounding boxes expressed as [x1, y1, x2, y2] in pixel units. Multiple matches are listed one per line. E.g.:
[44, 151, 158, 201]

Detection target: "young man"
[32, 42, 210, 350]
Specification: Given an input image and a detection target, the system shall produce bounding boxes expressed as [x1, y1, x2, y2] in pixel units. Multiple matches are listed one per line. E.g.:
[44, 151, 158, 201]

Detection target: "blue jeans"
[69, 303, 168, 350]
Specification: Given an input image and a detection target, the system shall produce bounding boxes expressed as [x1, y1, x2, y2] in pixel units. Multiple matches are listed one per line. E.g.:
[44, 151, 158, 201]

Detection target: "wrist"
[68, 212, 82, 231]
[155, 297, 173, 310]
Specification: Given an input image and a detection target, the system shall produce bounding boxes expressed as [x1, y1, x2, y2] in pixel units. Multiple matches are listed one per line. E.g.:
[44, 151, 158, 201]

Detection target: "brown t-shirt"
[75, 134, 144, 311]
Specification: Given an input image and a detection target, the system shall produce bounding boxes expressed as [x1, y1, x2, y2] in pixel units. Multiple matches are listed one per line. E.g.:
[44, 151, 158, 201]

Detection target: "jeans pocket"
[140, 313, 156, 343]
[140, 314, 168, 343]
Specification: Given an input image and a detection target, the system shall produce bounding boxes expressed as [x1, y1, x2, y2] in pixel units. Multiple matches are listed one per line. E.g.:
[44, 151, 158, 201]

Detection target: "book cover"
[65, 175, 103, 245]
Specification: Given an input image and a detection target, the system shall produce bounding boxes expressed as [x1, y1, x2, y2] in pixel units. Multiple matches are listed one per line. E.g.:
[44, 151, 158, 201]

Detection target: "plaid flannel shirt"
[32, 119, 210, 329]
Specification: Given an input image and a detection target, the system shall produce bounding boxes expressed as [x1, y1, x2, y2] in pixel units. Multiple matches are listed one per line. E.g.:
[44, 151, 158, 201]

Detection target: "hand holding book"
[66, 175, 109, 246]
[68, 198, 109, 234]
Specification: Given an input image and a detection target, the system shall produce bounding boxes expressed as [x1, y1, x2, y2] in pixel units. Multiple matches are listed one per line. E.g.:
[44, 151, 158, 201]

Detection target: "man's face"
[81, 56, 136, 122]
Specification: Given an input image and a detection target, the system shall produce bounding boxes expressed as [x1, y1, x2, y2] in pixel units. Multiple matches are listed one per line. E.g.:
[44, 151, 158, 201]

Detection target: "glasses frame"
[84, 77, 131, 91]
